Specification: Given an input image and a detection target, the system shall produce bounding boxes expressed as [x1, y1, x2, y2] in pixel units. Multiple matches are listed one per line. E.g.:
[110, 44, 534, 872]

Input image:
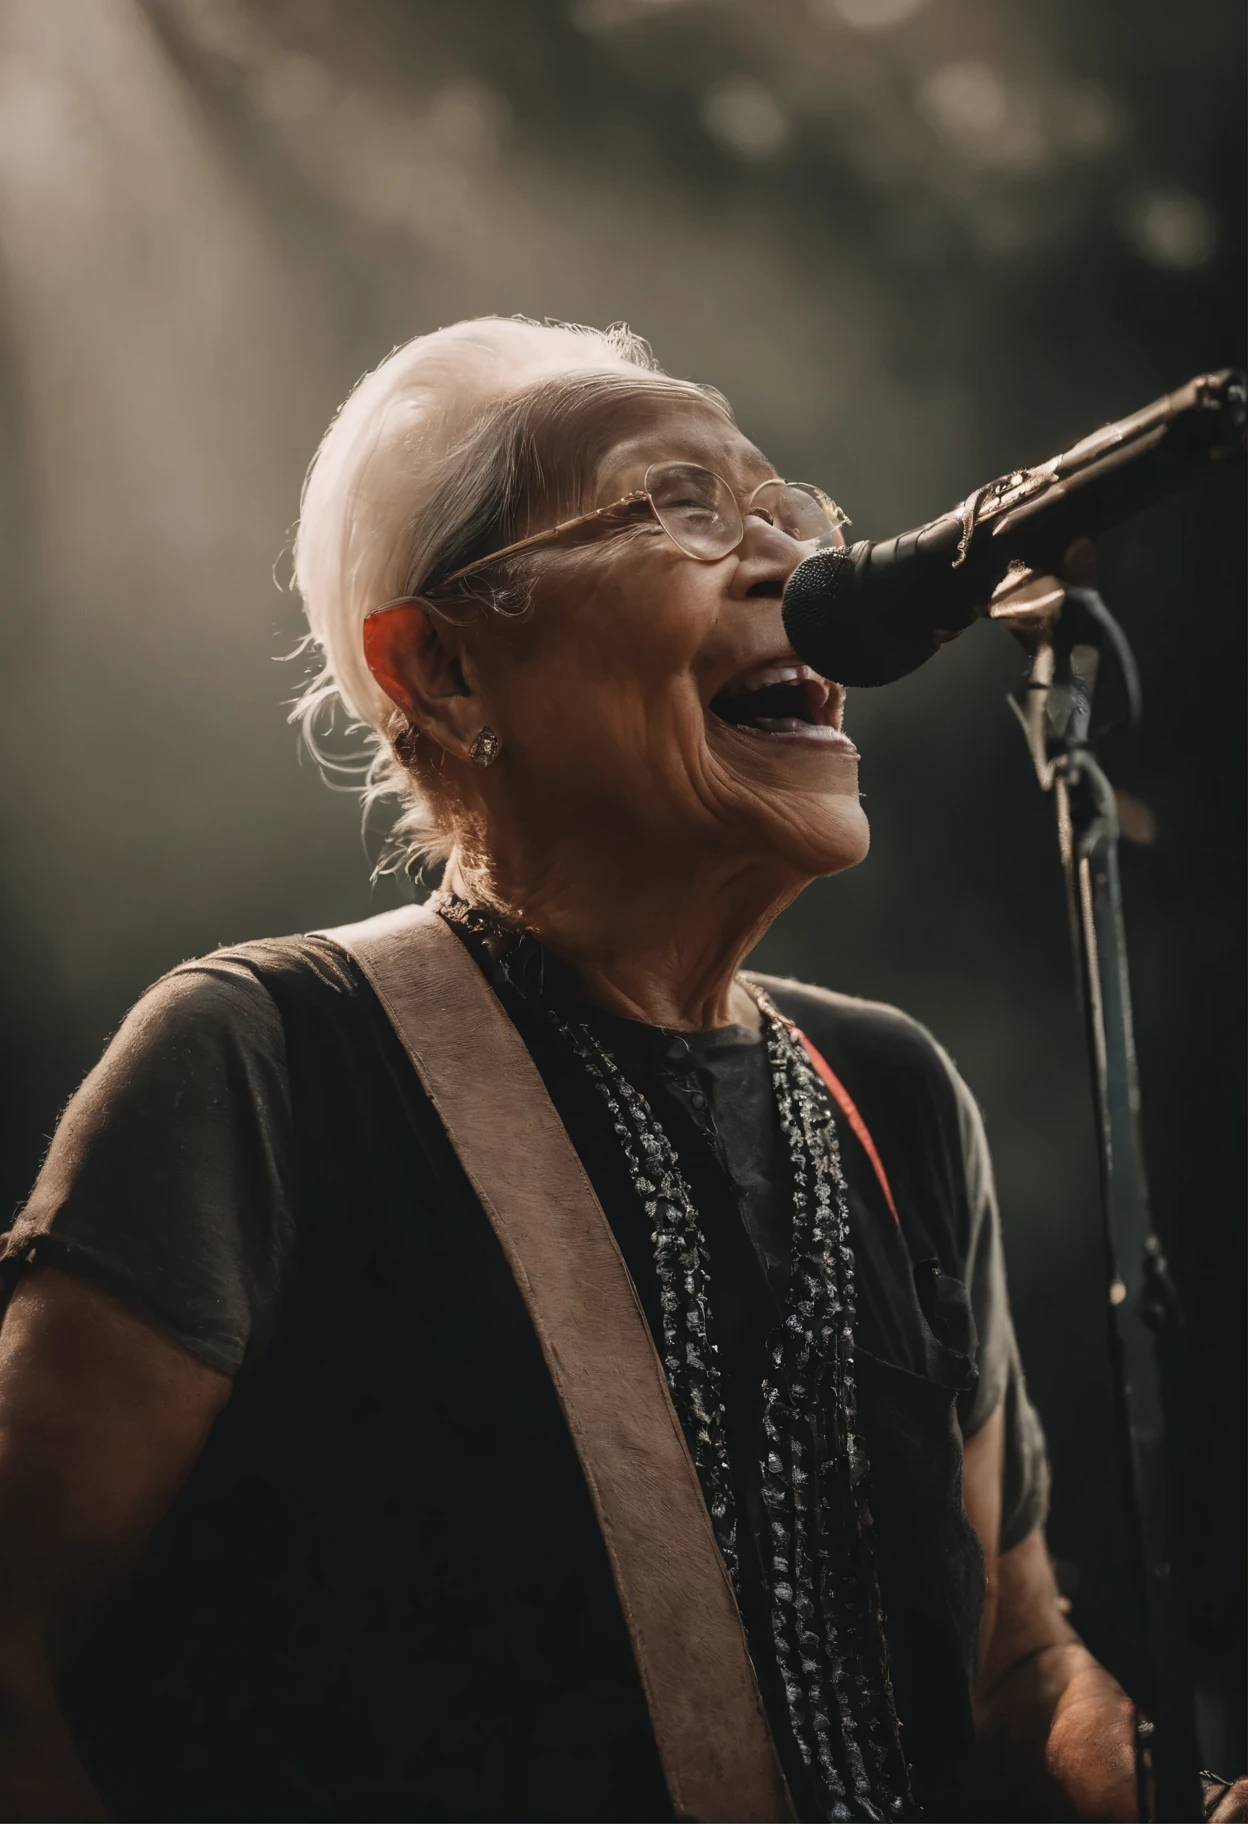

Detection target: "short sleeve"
[937, 1042, 1051, 1551]
[0, 956, 295, 1377]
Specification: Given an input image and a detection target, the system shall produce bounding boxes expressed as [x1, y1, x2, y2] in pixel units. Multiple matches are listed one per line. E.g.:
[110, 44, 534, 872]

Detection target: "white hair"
[291, 314, 727, 874]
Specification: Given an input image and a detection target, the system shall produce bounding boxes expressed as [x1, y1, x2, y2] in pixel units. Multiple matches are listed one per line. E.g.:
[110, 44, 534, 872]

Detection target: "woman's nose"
[738, 510, 800, 555]
[740, 511, 808, 564]
[732, 519, 804, 599]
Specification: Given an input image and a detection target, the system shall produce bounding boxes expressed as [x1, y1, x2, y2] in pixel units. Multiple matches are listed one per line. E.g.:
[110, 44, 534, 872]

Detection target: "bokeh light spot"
[700, 79, 790, 160]
[917, 60, 1052, 175]
[1122, 185, 1218, 270]
[810, 0, 928, 29]
[1051, 79, 1125, 158]
[918, 60, 1008, 142]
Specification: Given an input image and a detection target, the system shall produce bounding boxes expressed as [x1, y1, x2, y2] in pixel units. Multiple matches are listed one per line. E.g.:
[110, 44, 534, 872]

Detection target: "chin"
[704, 726, 870, 878]
[712, 773, 869, 881]
[765, 794, 870, 879]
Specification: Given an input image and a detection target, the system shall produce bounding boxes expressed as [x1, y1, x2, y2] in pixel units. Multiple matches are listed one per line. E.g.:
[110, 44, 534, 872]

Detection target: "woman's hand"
[1205, 1775, 1248, 1821]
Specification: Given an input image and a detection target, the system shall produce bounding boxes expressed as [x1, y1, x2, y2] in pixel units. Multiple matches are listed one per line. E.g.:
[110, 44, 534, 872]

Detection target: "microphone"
[782, 369, 1247, 687]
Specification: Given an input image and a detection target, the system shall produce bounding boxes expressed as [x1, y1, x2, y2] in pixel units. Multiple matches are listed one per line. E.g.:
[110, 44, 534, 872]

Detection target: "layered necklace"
[437, 895, 913, 1822]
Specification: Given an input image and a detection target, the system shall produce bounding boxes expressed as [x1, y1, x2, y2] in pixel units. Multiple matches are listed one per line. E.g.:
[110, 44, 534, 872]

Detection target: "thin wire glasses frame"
[375, 461, 850, 612]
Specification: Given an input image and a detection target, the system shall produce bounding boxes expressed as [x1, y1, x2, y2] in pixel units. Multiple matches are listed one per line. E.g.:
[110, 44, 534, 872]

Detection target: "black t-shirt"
[2, 926, 1048, 1822]
[4, 939, 1044, 1513]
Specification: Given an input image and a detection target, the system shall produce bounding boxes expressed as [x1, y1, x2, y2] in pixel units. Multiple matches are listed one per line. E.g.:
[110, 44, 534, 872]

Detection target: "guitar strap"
[317, 902, 795, 1824]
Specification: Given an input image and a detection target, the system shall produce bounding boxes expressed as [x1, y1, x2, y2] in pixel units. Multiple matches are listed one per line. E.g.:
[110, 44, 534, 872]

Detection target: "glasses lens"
[645, 462, 743, 560]
[750, 479, 847, 545]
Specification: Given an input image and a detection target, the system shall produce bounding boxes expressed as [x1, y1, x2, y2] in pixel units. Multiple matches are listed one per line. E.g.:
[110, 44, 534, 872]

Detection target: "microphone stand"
[992, 571, 1202, 1823]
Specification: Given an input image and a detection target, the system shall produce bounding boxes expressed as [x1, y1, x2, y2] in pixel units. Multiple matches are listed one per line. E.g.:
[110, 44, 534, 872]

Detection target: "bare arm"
[975, 1530, 1138, 1821]
[963, 1403, 1139, 1821]
[0, 1266, 231, 1821]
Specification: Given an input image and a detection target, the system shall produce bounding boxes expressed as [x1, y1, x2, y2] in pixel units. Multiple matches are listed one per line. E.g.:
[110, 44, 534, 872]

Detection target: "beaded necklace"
[436, 895, 913, 1821]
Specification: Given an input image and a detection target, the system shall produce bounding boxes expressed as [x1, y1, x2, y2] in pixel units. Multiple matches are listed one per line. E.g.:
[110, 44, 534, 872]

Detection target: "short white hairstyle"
[291, 314, 729, 873]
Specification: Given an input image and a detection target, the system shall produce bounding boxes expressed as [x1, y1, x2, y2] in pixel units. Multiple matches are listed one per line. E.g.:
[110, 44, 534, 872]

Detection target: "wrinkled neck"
[442, 847, 801, 1031]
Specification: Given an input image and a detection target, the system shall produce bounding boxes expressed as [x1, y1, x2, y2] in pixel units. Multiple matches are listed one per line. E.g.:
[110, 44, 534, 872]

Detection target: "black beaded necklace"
[436, 894, 913, 1822]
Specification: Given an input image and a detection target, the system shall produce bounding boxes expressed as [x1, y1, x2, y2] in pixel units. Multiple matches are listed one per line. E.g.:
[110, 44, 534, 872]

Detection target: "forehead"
[591, 392, 776, 503]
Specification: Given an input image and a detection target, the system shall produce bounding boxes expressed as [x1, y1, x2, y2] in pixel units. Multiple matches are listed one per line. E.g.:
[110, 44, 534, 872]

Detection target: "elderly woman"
[0, 318, 1149, 1824]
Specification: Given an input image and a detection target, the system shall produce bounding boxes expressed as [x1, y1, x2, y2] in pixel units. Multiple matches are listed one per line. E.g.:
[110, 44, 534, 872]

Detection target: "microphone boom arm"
[780, 368, 1246, 688]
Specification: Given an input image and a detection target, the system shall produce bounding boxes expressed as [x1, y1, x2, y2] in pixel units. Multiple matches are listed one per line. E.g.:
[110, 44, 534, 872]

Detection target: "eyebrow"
[599, 442, 775, 493]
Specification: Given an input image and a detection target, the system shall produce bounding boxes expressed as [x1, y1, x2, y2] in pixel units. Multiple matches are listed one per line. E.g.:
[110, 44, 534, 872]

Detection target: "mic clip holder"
[988, 563, 1200, 1822]
[991, 568, 1141, 787]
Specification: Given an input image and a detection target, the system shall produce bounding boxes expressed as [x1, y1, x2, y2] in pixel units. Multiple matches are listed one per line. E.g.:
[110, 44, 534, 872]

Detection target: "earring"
[470, 725, 500, 767]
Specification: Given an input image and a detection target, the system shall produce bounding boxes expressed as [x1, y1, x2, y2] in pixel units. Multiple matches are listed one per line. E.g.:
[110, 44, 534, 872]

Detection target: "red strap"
[796, 1031, 900, 1228]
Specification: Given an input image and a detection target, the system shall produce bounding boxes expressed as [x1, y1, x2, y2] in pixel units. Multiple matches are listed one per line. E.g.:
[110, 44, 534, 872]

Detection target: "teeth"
[755, 719, 842, 740]
[726, 661, 816, 696]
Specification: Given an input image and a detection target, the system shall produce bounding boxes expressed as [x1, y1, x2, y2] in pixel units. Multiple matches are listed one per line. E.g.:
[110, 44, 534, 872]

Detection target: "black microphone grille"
[786, 544, 860, 615]
[783, 542, 905, 686]
[780, 545, 858, 678]
[782, 540, 946, 687]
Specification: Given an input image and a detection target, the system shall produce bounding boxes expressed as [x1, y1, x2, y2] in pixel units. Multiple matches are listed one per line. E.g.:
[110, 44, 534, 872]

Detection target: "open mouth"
[709, 661, 856, 749]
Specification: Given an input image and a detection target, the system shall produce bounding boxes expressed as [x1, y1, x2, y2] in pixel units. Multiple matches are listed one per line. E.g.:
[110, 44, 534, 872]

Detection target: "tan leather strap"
[317, 903, 793, 1824]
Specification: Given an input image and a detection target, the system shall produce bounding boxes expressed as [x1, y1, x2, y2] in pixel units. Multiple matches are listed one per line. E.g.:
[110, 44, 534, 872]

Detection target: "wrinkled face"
[458, 391, 870, 885]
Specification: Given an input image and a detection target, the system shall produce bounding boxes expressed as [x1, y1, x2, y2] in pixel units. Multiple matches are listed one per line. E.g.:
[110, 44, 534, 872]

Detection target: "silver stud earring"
[469, 725, 500, 767]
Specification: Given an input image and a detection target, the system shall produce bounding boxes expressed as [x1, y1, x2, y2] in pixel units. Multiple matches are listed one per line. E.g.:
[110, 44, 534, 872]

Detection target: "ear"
[363, 600, 487, 765]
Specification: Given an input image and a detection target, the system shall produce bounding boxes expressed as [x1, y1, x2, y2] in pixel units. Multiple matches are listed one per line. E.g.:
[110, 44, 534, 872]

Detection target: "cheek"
[583, 548, 719, 689]
[484, 555, 718, 766]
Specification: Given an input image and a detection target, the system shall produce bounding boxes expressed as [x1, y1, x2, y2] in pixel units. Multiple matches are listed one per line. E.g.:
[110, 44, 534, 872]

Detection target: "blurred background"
[0, 0, 1242, 1779]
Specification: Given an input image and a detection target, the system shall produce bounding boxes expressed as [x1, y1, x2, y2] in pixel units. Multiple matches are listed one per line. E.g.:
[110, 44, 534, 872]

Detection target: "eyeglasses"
[381, 461, 849, 607]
